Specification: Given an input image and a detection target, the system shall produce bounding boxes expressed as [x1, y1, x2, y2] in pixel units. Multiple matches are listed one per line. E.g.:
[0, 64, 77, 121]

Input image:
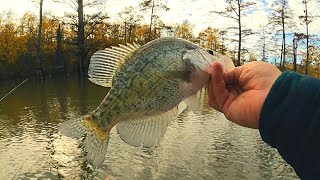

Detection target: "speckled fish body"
[93, 38, 207, 126]
[59, 37, 235, 168]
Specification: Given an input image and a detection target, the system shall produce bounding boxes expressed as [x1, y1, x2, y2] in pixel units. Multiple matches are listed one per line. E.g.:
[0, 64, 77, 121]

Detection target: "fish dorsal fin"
[116, 108, 177, 147]
[88, 43, 140, 87]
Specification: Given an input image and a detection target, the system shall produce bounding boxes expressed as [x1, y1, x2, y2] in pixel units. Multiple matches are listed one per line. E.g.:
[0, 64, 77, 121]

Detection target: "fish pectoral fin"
[164, 70, 191, 82]
[183, 94, 199, 113]
[116, 108, 177, 147]
[88, 42, 141, 87]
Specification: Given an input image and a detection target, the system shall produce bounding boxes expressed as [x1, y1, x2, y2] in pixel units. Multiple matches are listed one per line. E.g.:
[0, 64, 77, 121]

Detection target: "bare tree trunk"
[318, 61, 319, 78]
[293, 37, 297, 72]
[36, 0, 44, 79]
[131, 26, 134, 43]
[305, 1, 309, 75]
[262, 27, 266, 61]
[77, 0, 86, 77]
[55, 24, 65, 75]
[148, 0, 154, 42]
[220, 31, 226, 53]
[124, 21, 127, 44]
[237, 0, 241, 66]
[281, 0, 286, 70]
[128, 25, 133, 43]
[280, 40, 283, 69]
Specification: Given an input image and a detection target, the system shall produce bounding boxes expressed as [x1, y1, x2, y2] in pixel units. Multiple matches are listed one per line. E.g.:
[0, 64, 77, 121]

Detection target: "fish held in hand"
[59, 37, 235, 168]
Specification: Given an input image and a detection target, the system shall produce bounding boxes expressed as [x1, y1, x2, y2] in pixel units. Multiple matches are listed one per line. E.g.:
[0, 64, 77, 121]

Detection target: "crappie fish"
[59, 37, 234, 168]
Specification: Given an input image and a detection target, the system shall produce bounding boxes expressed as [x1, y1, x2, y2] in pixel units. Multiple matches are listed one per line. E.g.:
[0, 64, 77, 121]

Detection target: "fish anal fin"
[178, 101, 188, 115]
[183, 94, 199, 113]
[116, 108, 177, 147]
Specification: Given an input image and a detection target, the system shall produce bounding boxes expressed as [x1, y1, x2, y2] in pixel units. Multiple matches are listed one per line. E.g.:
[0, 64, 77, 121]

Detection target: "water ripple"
[0, 79, 298, 179]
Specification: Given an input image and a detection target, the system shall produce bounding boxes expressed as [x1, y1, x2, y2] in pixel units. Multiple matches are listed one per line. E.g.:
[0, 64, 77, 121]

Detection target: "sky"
[0, 0, 320, 54]
[0, 0, 231, 34]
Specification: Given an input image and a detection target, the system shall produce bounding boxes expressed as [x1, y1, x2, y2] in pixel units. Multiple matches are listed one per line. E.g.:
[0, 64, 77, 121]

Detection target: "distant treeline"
[0, 11, 227, 80]
[0, 0, 320, 80]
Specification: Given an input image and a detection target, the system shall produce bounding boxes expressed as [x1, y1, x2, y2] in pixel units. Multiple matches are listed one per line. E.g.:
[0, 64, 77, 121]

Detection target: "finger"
[210, 62, 229, 111]
[207, 81, 220, 111]
[207, 64, 215, 106]
[207, 62, 221, 111]
[207, 75, 216, 108]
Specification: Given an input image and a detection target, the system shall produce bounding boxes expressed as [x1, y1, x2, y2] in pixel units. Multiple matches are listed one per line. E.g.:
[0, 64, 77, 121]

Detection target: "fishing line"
[11, 153, 32, 179]
[0, 79, 28, 102]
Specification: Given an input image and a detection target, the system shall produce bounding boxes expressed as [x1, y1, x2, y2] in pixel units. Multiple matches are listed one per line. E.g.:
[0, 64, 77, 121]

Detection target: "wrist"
[258, 71, 293, 146]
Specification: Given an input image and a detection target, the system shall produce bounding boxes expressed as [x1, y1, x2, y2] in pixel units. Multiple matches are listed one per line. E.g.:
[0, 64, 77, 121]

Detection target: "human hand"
[207, 61, 281, 129]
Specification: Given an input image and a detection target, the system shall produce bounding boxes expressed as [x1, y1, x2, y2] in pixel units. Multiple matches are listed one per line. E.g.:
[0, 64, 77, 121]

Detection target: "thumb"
[225, 65, 243, 86]
[208, 62, 230, 110]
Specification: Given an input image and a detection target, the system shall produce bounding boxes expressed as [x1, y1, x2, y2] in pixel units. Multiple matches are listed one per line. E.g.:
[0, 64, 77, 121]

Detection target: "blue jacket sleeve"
[259, 71, 320, 179]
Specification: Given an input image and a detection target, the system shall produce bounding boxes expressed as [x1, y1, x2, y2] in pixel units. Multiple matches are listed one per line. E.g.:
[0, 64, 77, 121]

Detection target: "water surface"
[0, 78, 298, 179]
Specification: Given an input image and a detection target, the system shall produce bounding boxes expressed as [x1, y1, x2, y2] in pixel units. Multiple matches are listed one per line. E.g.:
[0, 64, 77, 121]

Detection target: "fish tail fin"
[59, 114, 110, 168]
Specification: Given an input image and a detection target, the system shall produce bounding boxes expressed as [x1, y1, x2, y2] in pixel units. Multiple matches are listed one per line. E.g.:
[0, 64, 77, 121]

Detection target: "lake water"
[0, 78, 298, 179]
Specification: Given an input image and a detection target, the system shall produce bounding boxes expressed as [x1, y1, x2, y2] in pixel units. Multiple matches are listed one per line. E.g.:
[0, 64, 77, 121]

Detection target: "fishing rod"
[0, 79, 28, 102]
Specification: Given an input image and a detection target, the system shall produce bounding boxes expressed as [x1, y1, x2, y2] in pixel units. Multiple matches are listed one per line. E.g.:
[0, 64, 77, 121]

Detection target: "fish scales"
[58, 37, 235, 168]
[95, 39, 198, 125]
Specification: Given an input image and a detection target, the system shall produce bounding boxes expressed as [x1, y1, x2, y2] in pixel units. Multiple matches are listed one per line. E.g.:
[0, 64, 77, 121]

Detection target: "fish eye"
[206, 50, 213, 55]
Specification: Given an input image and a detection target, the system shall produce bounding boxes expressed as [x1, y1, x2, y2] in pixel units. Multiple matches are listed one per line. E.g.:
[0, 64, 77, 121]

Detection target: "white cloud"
[158, 0, 229, 34]
[243, 7, 269, 30]
[0, 0, 319, 55]
[287, 0, 320, 34]
[0, 0, 37, 17]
